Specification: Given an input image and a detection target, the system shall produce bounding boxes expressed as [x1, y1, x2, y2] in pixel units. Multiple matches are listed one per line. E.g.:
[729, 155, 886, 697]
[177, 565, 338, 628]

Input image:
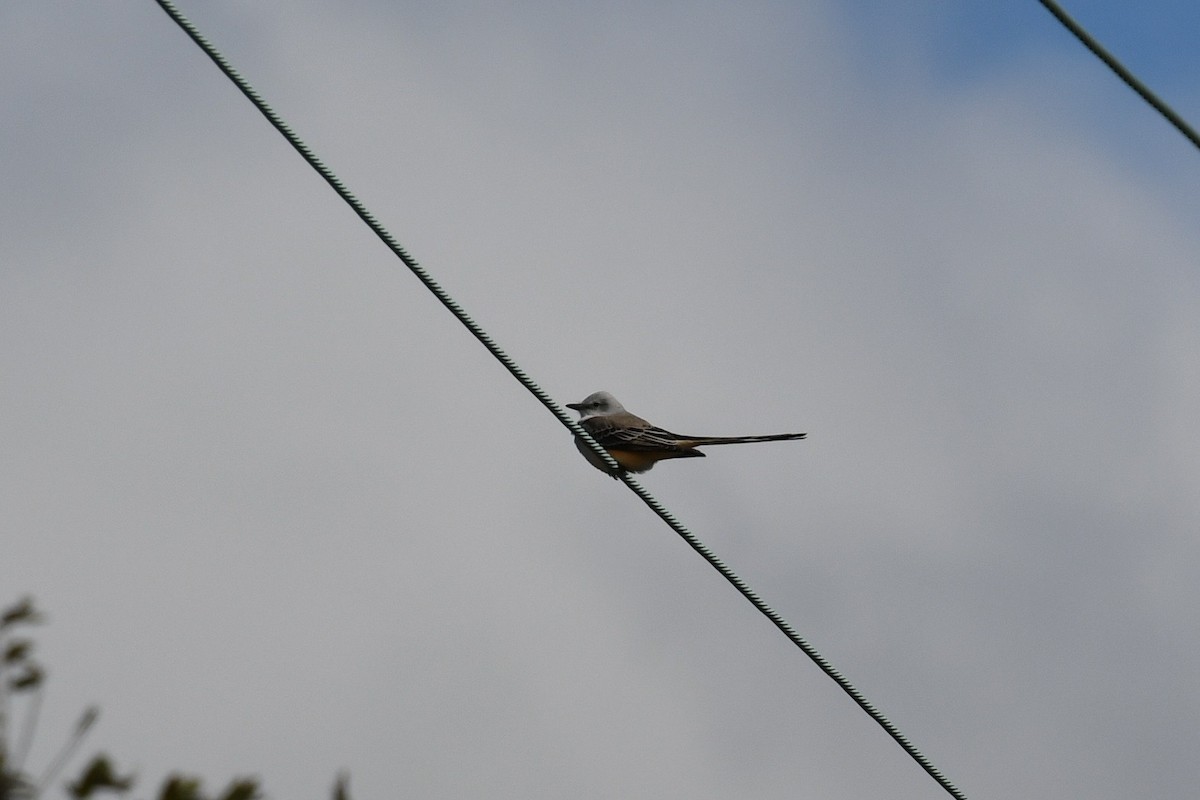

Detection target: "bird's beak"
[565, 402, 583, 411]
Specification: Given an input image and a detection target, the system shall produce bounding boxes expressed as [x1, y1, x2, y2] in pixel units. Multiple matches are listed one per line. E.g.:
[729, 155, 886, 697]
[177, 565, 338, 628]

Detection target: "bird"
[566, 391, 806, 476]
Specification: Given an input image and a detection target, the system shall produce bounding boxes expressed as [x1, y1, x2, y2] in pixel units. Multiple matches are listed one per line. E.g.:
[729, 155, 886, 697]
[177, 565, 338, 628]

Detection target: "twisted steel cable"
[152, 2, 967, 797]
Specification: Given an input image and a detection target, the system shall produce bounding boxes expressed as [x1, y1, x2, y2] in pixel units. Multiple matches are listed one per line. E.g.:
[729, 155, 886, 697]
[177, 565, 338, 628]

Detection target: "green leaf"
[218, 778, 260, 800]
[67, 754, 135, 798]
[332, 772, 351, 800]
[0, 767, 35, 800]
[4, 638, 32, 664]
[0, 596, 42, 629]
[9, 664, 43, 691]
[159, 774, 205, 800]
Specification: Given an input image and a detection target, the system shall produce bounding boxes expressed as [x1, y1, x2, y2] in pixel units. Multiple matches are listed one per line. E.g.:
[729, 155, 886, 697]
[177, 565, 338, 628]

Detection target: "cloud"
[2, 3, 1198, 798]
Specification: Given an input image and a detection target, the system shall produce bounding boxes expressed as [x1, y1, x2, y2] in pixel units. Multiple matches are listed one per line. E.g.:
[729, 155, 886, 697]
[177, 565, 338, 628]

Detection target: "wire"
[151, 2, 967, 797]
[147, 2, 594, 454]
[1037, 0, 1200, 151]
[617, 476, 966, 797]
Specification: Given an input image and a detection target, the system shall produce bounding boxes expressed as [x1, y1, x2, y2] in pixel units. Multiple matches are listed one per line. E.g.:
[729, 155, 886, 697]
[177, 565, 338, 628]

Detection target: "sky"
[2, 2, 1199, 798]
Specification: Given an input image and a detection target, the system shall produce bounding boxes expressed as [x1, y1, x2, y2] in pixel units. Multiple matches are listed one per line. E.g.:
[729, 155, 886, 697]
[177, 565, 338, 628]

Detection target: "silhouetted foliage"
[0, 597, 350, 800]
[67, 756, 133, 798]
[156, 774, 261, 800]
[332, 772, 350, 800]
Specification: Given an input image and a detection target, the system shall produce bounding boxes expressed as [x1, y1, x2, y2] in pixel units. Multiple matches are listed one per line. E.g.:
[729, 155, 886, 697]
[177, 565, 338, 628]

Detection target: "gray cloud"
[2, 3, 1198, 798]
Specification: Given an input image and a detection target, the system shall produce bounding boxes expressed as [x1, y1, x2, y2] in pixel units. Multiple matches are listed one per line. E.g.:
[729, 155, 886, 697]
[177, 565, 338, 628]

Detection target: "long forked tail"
[683, 432, 807, 446]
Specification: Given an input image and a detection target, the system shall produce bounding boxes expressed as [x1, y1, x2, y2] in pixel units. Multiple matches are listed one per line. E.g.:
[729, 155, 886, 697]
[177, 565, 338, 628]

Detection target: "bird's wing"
[584, 417, 695, 453]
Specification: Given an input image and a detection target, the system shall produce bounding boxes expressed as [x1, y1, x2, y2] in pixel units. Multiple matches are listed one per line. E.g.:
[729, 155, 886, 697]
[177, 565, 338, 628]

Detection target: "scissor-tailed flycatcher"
[566, 391, 806, 475]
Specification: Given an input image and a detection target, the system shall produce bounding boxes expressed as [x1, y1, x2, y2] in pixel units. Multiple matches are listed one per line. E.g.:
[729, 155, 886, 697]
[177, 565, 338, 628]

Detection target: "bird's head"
[566, 391, 625, 419]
